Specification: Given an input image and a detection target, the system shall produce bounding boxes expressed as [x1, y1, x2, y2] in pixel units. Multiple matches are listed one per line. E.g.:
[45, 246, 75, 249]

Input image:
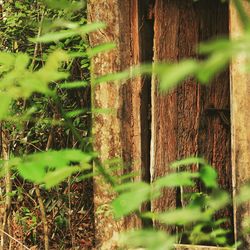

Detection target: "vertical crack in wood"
[138, 0, 155, 228]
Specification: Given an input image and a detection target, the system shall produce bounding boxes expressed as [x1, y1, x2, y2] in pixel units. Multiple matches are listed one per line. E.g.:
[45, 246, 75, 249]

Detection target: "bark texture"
[230, 2, 250, 248]
[151, 0, 232, 234]
[88, 0, 152, 246]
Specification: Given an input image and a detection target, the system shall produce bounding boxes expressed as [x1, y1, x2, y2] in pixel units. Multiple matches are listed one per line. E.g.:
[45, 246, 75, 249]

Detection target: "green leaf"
[65, 109, 85, 118]
[200, 165, 218, 188]
[93, 71, 130, 84]
[32, 23, 105, 43]
[44, 166, 81, 188]
[112, 182, 151, 218]
[0, 52, 15, 72]
[159, 60, 198, 91]
[0, 94, 12, 120]
[31, 30, 77, 43]
[157, 207, 210, 225]
[44, 0, 84, 10]
[60, 81, 88, 89]
[171, 157, 207, 168]
[16, 150, 95, 186]
[207, 190, 230, 211]
[199, 39, 232, 54]
[15, 53, 30, 70]
[119, 230, 175, 250]
[44, 0, 71, 8]
[18, 161, 46, 183]
[87, 43, 116, 57]
[154, 172, 199, 189]
[236, 184, 250, 204]
[196, 53, 230, 83]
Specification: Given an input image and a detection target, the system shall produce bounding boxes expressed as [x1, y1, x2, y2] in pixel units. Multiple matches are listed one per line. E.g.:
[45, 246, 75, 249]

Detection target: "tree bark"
[151, 0, 232, 236]
[88, 0, 152, 246]
[230, 1, 250, 248]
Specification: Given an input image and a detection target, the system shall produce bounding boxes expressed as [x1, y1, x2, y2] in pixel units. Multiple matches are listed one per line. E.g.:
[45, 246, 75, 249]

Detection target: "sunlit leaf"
[18, 161, 46, 183]
[154, 172, 199, 189]
[0, 94, 12, 120]
[200, 165, 218, 188]
[197, 53, 230, 83]
[119, 230, 175, 250]
[207, 190, 230, 211]
[44, 166, 81, 188]
[159, 60, 198, 91]
[87, 43, 116, 57]
[60, 81, 88, 89]
[236, 184, 250, 204]
[171, 157, 207, 168]
[44, 0, 85, 11]
[32, 23, 105, 43]
[157, 207, 210, 225]
[112, 182, 151, 218]
[16, 150, 95, 186]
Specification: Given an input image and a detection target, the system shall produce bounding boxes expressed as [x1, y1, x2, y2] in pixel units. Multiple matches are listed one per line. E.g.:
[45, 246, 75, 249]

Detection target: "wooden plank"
[175, 244, 233, 250]
[151, 0, 179, 232]
[88, 0, 153, 246]
[195, 1, 233, 234]
[151, 0, 232, 236]
[229, 1, 250, 248]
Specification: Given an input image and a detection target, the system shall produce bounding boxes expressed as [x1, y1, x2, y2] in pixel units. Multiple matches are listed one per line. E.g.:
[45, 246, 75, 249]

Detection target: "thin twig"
[1, 128, 11, 250]
[30, 8, 45, 71]
[0, 229, 30, 250]
[35, 185, 49, 250]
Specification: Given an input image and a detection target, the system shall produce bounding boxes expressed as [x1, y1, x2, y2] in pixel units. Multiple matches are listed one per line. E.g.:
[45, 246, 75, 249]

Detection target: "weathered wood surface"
[151, 0, 179, 232]
[196, 1, 232, 233]
[229, 1, 250, 248]
[88, 0, 250, 248]
[151, 0, 232, 234]
[88, 0, 153, 247]
[175, 244, 234, 250]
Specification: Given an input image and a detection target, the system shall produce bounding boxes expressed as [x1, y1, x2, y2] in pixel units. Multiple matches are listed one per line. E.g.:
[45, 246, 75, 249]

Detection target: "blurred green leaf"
[60, 81, 88, 89]
[32, 23, 105, 43]
[112, 182, 151, 218]
[44, 166, 81, 188]
[197, 53, 230, 83]
[207, 190, 230, 211]
[236, 184, 250, 204]
[157, 207, 210, 225]
[119, 230, 175, 250]
[154, 172, 199, 189]
[159, 60, 198, 91]
[0, 94, 12, 120]
[87, 43, 116, 57]
[44, 0, 85, 11]
[171, 157, 207, 168]
[200, 165, 218, 188]
[16, 150, 95, 186]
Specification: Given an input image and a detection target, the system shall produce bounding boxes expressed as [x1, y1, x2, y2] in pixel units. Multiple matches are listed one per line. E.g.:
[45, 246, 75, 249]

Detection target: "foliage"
[1, 0, 250, 249]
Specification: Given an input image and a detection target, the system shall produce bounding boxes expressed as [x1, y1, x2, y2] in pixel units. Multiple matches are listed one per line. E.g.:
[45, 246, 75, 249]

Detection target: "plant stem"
[0, 127, 11, 250]
[35, 185, 49, 250]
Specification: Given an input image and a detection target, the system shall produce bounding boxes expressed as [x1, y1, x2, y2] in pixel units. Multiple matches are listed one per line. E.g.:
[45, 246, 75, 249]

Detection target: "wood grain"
[175, 244, 234, 250]
[88, 0, 153, 246]
[151, 0, 232, 237]
[230, 2, 250, 248]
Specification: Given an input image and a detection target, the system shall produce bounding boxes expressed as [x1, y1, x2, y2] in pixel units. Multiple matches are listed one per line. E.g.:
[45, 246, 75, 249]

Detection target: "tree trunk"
[88, 0, 153, 246]
[230, 1, 250, 249]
